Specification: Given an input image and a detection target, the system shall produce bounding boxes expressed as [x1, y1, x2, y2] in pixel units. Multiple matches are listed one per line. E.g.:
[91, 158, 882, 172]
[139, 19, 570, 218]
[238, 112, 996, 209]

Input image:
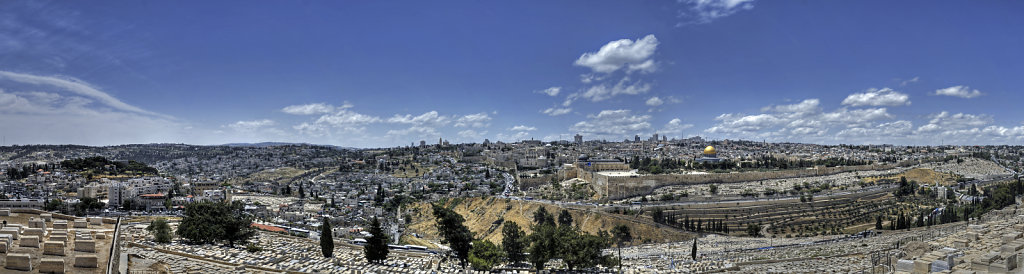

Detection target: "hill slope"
[405, 197, 692, 247]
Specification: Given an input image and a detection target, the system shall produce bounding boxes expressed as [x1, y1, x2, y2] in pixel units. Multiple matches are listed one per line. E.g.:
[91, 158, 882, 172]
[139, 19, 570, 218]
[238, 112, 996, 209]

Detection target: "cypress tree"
[320, 217, 334, 257]
[364, 217, 390, 264]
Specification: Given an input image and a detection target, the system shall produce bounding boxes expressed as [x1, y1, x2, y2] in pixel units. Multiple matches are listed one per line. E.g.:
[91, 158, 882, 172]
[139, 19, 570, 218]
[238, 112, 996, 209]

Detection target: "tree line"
[60, 156, 159, 175]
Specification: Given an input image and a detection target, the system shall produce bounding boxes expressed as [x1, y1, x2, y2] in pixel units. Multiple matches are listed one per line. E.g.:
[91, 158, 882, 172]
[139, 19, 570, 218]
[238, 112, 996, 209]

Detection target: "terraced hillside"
[405, 197, 692, 248]
[650, 188, 895, 237]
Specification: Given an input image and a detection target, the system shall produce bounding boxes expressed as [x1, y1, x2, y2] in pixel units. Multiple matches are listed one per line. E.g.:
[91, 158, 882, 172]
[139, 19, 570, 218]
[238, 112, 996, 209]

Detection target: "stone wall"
[594, 162, 917, 200]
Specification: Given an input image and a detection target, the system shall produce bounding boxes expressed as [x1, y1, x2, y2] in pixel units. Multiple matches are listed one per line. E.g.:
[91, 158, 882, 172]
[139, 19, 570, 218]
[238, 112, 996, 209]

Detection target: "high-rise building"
[420, 140, 426, 147]
[574, 134, 583, 145]
[634, 135, 641, 142]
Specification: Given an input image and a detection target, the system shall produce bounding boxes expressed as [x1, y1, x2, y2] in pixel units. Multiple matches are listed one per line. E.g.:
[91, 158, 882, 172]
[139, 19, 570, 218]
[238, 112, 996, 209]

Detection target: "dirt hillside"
[405, 197, 692, 247]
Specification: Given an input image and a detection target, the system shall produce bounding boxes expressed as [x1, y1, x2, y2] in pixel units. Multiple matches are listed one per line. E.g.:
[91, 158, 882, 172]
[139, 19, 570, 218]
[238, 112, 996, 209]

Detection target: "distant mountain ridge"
[221, 142, 357, 150]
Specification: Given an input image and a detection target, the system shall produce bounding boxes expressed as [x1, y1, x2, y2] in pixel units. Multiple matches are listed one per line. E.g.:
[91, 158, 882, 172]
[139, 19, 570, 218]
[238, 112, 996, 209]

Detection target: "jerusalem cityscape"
[1, 1, 1023, 273]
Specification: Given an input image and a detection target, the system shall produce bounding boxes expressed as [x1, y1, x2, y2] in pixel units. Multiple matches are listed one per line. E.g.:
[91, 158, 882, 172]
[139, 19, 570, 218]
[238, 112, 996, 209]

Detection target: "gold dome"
[703, 146, 717, 155]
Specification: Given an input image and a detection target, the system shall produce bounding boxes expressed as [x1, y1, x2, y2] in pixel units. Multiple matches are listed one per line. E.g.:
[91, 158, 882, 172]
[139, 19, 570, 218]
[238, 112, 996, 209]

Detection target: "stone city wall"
[595, 162, 919, 200]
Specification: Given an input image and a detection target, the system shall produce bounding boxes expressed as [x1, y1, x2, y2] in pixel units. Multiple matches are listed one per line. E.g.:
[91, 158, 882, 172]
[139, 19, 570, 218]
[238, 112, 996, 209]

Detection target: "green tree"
[221, 201, 256, 247]
[746, 224, 762, 237]
[374, 184, 385, 205]
[364, 217, 389, 264]
[501, 221, 526, 265]
[691, 238, 697, 260]
[562, 227, 611, 271]
[527, 218, 557, 270]
[533, 207, 555, 226]
[432, 203, 473, 268]
[611, 224, 632, 274]
[875, 215, 883, 230]
[557, 209, 574, 227]
[469, 239, 503, 271]
[44, 199, 63, 212]
[147, 218, 173, 243]
[652, 208, 665, 224]
[176, 201, 254, 246]
[320, 217, 334, 258]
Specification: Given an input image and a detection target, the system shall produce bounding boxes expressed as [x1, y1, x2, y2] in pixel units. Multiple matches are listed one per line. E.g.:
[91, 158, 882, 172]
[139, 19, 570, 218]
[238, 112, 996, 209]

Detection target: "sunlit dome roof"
[703, 146, 717, 155]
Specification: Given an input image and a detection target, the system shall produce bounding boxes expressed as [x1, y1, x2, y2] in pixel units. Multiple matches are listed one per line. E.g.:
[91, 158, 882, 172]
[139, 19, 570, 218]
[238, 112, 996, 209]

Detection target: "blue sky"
[1, 0, 1023, 147]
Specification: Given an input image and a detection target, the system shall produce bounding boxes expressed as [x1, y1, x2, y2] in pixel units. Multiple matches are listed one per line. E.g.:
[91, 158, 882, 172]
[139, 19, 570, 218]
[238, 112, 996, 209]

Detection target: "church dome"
[703, 146, 717, 155]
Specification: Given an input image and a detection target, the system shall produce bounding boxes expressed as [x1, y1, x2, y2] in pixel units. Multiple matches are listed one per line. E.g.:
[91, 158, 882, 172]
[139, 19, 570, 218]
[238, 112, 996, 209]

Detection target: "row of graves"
[0, 209, 113, 273]
[894, 214, 1024, 273]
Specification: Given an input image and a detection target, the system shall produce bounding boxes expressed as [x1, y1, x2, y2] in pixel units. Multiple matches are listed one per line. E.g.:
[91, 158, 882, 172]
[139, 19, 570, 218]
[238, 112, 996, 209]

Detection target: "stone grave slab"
[20, 235, 39, 247]
[24, 227, 44, 236]
[5, 253, 30, 271]
[39, 257, 65, 273]
[44, 241, 65, 256]
[74, 239, 95, 252]
[74, 254, 98, 268]
[73, 219, 87, 228]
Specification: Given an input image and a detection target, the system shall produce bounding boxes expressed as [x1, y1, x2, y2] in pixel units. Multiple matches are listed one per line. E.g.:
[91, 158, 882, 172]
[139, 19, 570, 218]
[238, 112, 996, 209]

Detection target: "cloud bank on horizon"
[1, 0, 1023, 147]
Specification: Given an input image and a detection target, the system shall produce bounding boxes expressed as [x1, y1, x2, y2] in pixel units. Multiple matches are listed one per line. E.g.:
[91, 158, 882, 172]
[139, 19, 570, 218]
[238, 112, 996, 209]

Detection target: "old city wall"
[596, 163, 908, 200]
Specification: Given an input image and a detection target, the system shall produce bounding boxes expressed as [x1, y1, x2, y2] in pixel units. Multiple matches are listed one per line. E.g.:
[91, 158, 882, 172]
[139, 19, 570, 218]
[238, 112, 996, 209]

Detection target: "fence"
[107, 216, 123, 274]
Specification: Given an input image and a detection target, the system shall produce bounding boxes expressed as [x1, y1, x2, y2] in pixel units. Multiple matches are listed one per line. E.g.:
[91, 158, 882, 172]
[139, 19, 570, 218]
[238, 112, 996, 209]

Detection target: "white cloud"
[579, 77, 651, 102]
[510, 125, 537, 131]
[900, 77, 919, 86]
[628, 59, 657, 74]
[657, 118, 694, 136]
[819, 108, 892, 127]
[706, 96, 896, 142]
[315, 110, 381, 126]
[457, 129, 487, 141]
[707, 113, 782, 134]
[282, 102, 346, 115]
[542, 107, 572, 116]
[677, 0, 756, 25]
[574, 35, 659, 74]
[496, 131, 532, 142]
[294, 108, 381, 137]
[0, 70, 164, 117]
[933, 85, 983, 98]
[0, 82, 194, 145]
[454, 112, 492, 128]
[645, 96, 664, 106]
[841, 88, 911, 107]
[699, 94, 1024, 144]
[836, 120, 914, 139]
[227, 119, 276, 131]
[579, 74, 606, 84]
[387, 111, 451, 126]
[762, 99, 820, 114]
[569, 109, 651, 139]
[916, 111, 992, 133]
[386, 126, 440, 137]
[537, 87, 561, 97]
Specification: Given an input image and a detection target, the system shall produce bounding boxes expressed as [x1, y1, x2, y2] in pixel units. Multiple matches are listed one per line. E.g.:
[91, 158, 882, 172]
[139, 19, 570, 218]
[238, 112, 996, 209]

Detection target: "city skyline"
[1, 0, 1023, 147]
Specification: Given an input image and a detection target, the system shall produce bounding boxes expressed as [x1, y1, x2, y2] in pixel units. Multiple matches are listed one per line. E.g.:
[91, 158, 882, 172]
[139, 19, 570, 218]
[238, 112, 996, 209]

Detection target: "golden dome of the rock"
[703, 146, 716, 155]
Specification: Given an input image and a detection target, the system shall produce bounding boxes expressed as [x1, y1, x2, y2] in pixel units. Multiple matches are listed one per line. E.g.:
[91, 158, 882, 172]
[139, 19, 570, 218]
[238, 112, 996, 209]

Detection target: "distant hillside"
[222, 142, 356, 150]
[221, 142, 308, 147]
[61, 156, 159, 176]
